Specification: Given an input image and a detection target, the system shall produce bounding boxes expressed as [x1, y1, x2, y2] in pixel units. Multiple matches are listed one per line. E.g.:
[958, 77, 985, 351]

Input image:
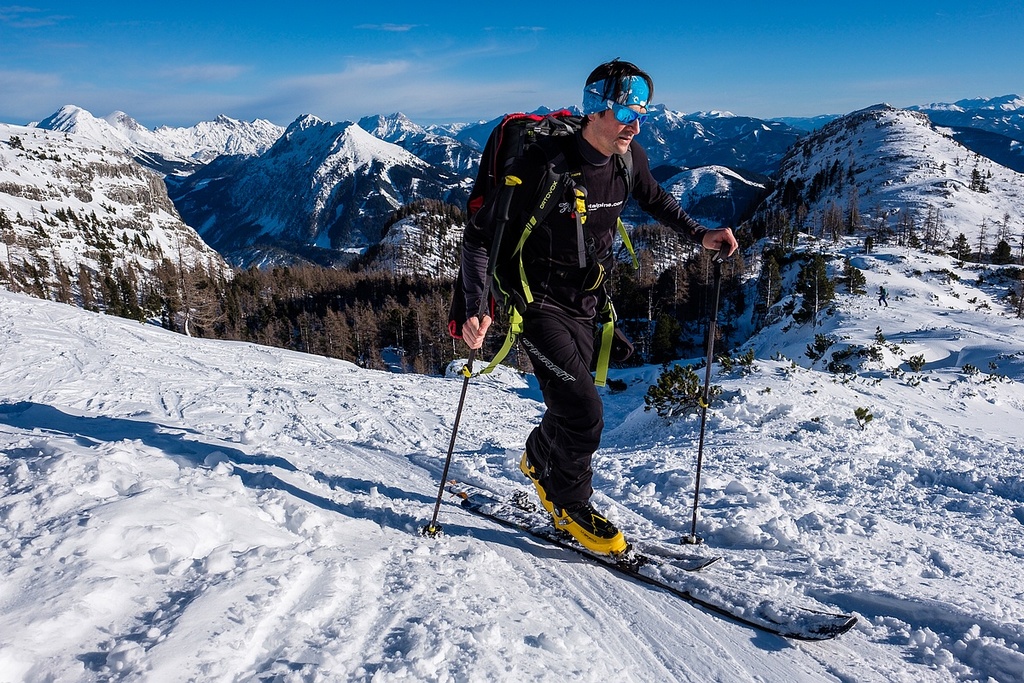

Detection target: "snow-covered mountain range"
[4, 94, 1023, 281]
[911, 94, 1024, 141]
[358, 113, 479, 176]
[34, 105, 283, 176]
[166, 115, 470, 268]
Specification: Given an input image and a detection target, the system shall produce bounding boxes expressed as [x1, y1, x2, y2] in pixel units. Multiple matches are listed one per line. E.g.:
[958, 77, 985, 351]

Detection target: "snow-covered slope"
[768, 105, 1024, 245]
[168, 115, 470, 267]
[661, 164, 770, 229]
[0, 123, 229, 293]
[371, 211, 463, 280]
[2, 238, 1023, 681]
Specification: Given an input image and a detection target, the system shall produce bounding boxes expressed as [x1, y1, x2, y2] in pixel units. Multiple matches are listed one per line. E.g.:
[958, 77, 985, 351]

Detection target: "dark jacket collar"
[575, 130, 612, 167]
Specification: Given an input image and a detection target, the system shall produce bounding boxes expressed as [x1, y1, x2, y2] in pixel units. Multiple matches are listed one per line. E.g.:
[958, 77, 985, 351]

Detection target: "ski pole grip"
[495, 175, 521, 226]
[475, 176, 522, 320]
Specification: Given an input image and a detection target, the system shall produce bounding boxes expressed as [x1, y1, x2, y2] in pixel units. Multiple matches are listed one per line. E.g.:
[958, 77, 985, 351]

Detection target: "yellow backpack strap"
[617, 218, 639, 270]
[594, 218, 634, 386]
[477, 168, 573, 375]
[477, 306, 524, 376]
[593, 300, 617, 387]
[513, 225, 535, 305]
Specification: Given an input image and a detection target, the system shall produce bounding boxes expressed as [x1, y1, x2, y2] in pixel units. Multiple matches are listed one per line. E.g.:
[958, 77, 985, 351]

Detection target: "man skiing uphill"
[453, 59, 738, 556]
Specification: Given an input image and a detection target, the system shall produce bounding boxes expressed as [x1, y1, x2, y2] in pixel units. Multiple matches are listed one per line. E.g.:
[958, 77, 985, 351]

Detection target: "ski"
[450, 483, 719, 572]
[448, 483, 857, 641]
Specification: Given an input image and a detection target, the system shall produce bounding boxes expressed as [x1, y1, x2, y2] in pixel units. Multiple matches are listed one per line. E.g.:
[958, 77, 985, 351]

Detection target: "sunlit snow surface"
[2, 242, 1024, 681]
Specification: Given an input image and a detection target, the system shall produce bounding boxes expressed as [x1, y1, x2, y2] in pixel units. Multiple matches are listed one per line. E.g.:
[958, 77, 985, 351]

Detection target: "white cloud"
[355, 23, 422, 32]
[0, 6, 63, 28]
[159, 64, 250, 84]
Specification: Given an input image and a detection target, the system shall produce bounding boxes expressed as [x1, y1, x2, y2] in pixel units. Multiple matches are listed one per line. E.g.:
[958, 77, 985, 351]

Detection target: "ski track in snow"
[3, 242, 1024, 681]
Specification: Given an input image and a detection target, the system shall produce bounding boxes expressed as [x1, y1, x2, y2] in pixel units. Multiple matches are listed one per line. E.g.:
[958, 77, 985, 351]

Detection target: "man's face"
[582, 107, 644, 157]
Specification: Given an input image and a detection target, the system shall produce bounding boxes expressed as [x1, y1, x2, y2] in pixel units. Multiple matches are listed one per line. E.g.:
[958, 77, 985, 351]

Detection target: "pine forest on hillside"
[4, 193, 1024, 377]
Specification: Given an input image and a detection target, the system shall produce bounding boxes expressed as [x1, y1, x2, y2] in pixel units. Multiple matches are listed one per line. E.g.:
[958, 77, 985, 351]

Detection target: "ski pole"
[421, 346, 478, 537]
[422, 176, 521, 537]
[682, 253, 725, 545]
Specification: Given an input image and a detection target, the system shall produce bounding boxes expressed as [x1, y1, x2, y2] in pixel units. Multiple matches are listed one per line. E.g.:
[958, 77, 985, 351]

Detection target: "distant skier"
[878, 285, 889, 307]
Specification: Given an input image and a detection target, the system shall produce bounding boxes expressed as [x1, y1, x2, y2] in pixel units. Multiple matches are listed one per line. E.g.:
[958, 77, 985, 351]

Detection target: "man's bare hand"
[461, 315, 492, 350]
[702, 227, 739, 257]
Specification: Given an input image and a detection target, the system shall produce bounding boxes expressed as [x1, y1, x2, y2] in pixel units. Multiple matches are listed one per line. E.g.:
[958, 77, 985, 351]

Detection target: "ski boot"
[519, 450, 555, 515]
[552, 500, 628, 556]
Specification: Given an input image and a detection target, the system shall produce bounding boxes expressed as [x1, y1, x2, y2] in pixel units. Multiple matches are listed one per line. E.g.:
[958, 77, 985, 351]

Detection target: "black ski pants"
[522, 306, 603, 507]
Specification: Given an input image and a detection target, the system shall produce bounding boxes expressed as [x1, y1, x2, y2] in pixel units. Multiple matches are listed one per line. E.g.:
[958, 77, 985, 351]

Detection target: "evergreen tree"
[650, 313, 682, 364]
[794, 254, 834, 326]
[753, 251, 782, 329]
[845, 187, 861, 234]
[977, 218, 989, 262]
[644, 364, 720, 419]
[951, 233, 971, 262]
[842, 259, 867, 294]
[992, 239, 1013, 265]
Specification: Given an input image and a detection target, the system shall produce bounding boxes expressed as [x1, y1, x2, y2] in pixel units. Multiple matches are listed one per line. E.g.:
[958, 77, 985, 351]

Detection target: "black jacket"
[453, 131, 708, 332]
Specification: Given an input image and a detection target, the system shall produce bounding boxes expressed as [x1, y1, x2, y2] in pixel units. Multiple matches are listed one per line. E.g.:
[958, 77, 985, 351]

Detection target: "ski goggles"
[611, 103, 648, 126]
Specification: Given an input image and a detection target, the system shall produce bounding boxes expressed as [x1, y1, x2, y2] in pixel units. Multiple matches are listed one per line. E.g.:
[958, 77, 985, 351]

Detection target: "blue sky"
[1, 2, 1021, 129]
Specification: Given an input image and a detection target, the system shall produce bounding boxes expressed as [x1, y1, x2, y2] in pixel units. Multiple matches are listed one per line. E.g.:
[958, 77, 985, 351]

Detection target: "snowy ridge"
[359, 112, 482, 176]
[169, 115, 468, 266]
[152, 115, 283, 163]
[34, 106, 140, 155]
[33, 105, 284, 173]
[655, 164, 769, 230]
[0, 123, 228, 282]
[373, 212, 463, 280]
[770, 105, 1024, 244]
[919, 95, 1024, 114]
[285, 115, 428, 177]
[358, 112, 428, 143]
[910, 95, 1024, 143]
[2, 237, 1024, 680]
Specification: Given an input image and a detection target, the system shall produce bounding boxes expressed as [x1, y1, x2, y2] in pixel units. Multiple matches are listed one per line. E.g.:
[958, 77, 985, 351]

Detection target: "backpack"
[450, 110, 638, 384]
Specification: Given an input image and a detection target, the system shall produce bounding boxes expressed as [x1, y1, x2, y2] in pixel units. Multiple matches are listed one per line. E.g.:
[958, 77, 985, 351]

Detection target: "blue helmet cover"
[582, 75, 650, 115]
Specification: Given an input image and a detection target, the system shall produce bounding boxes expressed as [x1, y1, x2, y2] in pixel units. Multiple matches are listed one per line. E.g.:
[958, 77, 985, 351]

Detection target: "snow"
[32, 105, 284, 168]
[2, 241, 1024, 681]
[374, 214, 462, 280]
[774, 106, 1024, 246]
[0, 123, 227, 276]
[665, 164, 767, 209]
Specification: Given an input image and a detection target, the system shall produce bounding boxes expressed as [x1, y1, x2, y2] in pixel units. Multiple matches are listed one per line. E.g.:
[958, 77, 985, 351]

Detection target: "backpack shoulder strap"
[615, 149, 634, 195]
[612, 150, 638, 270]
